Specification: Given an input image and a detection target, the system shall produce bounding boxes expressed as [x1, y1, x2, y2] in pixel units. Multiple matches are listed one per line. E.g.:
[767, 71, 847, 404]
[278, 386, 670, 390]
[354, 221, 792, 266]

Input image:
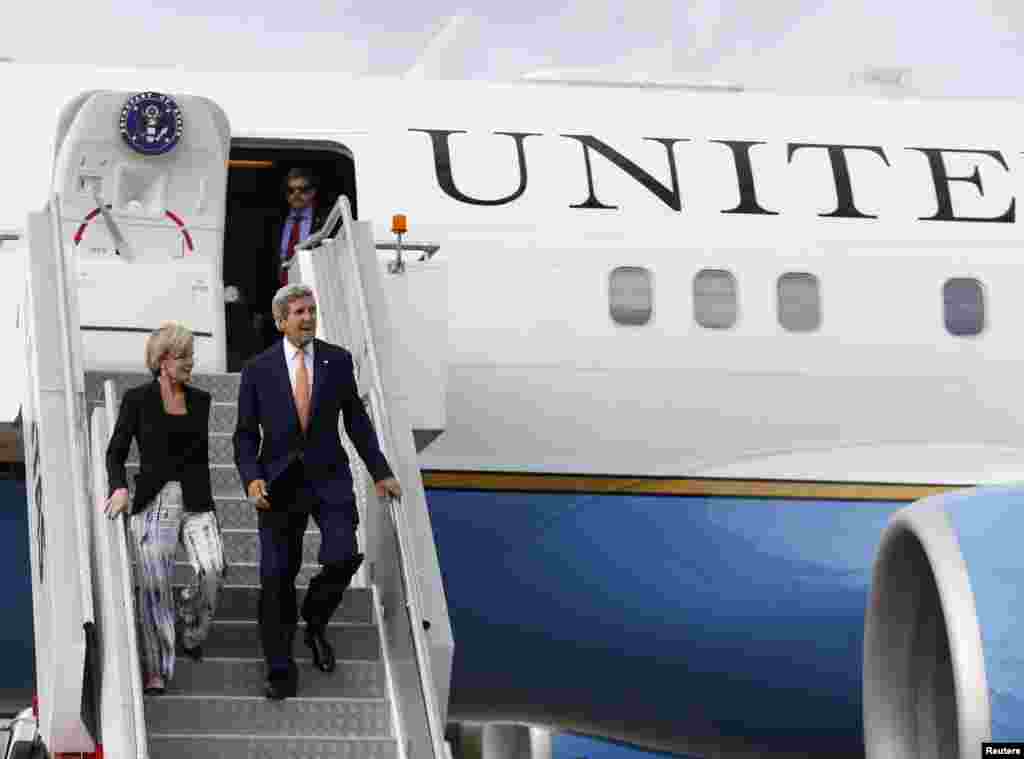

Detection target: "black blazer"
[106, 381, 215, 515]
[233, 338, 392, 512]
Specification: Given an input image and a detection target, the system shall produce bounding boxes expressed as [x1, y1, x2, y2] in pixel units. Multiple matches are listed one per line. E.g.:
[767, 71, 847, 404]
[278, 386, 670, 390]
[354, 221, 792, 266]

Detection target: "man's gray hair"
[272, 283, 316, 323]
[145, 322, 194, 377]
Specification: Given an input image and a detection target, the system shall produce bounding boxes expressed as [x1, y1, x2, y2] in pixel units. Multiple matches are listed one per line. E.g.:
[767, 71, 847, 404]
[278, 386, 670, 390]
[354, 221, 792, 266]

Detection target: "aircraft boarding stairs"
[87, 369, 404, 759]
[23, 194, 453, 759]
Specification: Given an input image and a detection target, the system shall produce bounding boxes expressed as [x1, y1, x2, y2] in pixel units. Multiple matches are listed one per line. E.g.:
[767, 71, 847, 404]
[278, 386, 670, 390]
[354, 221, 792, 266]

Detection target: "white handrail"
[90, 403, 140, 757]
[293, 202, 344, 254]
[50, 194, 94, 629]
[103, 380, 149, 758]
[333, 196, 448, 759]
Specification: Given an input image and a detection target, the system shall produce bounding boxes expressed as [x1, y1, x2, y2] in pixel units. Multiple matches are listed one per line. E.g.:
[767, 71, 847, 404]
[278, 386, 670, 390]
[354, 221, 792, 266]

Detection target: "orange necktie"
[294, 348, 310, 432]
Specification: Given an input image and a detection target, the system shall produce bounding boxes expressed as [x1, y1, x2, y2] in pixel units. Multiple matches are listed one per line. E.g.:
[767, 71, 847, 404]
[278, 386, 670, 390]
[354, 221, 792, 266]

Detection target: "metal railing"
[297, 195, 448, 759]
[89, 381, 148, 758]
[107, 380, 148, 758]
[50, 194, 95, 646]
[375, 241, 441, 262]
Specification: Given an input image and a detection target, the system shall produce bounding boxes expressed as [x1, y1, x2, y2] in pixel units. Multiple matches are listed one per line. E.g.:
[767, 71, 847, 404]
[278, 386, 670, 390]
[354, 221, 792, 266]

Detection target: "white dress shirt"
[283, 338, 314, 396]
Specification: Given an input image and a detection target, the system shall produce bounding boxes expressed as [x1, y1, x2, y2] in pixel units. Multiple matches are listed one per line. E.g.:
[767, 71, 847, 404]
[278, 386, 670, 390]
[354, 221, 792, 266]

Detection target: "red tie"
[280, 214, 302, 286]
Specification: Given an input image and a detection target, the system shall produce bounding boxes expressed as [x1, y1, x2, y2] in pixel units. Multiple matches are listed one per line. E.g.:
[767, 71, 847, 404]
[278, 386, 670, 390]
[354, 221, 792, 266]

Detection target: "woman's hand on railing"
[375, 477, 402, 500]
[104, 488, 131, 519]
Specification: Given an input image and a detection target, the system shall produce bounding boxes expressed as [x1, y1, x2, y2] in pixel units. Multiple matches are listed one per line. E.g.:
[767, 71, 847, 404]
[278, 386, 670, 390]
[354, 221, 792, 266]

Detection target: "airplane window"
[777, 272, 821, 332]
[609, 266, 653, 325]
[694, 269, 737, 329]
[943, 278, 985, 336]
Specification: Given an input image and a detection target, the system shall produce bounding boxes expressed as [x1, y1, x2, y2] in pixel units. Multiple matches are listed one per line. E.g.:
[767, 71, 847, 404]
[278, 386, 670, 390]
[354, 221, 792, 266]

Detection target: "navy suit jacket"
[232, 338, 393, 518]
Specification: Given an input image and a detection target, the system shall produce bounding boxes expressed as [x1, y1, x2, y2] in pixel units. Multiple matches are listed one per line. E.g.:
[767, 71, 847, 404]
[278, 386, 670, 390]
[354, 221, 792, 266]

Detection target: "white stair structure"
[22, 89, 452, 759]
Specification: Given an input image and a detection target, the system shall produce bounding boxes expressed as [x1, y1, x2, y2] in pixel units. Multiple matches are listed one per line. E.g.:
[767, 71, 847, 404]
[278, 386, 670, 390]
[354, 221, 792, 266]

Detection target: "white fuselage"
[2, 63, 1023, 486]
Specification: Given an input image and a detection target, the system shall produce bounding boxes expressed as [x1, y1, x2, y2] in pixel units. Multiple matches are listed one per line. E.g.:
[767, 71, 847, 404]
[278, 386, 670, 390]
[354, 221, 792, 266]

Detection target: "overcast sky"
[1, 0, 1022, 96]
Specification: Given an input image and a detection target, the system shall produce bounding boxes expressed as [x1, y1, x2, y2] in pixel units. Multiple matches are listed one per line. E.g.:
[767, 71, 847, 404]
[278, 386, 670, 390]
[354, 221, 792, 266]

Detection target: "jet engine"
[863, 485, 1024, 757]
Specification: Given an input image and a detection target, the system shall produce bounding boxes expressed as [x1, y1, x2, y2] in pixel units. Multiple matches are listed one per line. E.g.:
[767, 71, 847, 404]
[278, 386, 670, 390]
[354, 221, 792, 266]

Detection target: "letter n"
[561, 135, 688, 210]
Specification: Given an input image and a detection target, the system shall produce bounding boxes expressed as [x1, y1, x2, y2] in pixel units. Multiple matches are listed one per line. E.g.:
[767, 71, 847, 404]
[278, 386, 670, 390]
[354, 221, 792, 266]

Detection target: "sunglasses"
[287, 185, 314, 195]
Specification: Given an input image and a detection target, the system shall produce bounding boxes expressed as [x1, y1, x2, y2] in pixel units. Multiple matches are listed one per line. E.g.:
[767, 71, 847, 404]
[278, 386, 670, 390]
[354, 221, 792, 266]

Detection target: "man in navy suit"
[233, 283, 402, 700]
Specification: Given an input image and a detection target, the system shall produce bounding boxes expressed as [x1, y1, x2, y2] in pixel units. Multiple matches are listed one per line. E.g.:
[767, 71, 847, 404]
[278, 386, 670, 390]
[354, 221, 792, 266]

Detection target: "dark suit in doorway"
[254, 207, 328, 346]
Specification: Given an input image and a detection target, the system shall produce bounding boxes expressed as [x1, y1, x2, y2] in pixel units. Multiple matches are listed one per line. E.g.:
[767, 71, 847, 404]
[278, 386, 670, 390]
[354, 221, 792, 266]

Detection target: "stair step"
[116, 497, 332, 533]
[199, 621, 380, 660]
[176, 561, 322, 588]
[136, 529, 322, 566]
[85, 371, 241, 404]
[218, 529, 321, 565]
[142, 535, 322, 575]
[168, 658, 386, 698]
[124, 433, 236, 467]
[215, 498, 326, 530]
[89, 397, 238, 434]
[147, 735, 398, 759]
[125, 463, 243, 498]
[144, 695, 391, 737]
[210, 403, 238, 434]
[197, 585, 373, 624]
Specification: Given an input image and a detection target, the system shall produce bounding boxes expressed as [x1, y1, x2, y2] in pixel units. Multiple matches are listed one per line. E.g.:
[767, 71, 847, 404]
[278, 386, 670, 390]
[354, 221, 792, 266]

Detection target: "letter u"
[410, 129, 540, 206]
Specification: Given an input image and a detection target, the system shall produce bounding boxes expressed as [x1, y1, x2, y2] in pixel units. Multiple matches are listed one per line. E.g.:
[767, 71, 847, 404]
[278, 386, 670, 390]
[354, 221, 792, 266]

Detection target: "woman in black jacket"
[104, 322, 226, 695]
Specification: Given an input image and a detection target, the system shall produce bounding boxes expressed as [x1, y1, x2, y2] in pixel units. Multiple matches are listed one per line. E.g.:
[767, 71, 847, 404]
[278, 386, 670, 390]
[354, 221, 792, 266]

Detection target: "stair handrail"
[290, 200, 344, 257]
[103, 380, 149, 758]
[50, 193, 96, 644]
[89, 385, 148, 757]
[333, 194, 448, 759]
[25, 199, 99, 751]
[51, 195, 102, 748]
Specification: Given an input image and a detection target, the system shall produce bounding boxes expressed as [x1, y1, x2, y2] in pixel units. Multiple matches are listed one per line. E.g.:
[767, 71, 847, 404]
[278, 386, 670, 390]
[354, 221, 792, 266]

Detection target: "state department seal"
[119, 92, 183, 156]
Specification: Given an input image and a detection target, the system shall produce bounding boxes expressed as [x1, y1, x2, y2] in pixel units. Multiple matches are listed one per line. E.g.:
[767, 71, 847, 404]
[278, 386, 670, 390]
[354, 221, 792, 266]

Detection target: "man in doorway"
[252, 168, 328, 348]
[233, 283, 402, 700]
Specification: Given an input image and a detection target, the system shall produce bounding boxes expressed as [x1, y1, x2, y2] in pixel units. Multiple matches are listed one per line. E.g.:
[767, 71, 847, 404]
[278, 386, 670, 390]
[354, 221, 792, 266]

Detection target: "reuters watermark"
[985, 743, 1024, 756]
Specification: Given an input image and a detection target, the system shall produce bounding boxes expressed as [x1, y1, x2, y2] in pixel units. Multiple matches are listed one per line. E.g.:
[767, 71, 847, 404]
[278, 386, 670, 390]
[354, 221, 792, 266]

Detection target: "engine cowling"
[863, 485, 1024, 757]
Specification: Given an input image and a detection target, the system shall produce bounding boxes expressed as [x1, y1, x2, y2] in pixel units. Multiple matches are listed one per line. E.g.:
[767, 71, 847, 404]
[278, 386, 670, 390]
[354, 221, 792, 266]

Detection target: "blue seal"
[119, 92, 183, 156]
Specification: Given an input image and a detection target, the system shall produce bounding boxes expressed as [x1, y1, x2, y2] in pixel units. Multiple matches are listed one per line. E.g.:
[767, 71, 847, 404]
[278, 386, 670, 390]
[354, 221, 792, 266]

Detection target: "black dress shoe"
[264, 678, 289, 701]
[181, 644, 203, 662]
[264, 665, 298, 700]
[304, 627, 336, 673]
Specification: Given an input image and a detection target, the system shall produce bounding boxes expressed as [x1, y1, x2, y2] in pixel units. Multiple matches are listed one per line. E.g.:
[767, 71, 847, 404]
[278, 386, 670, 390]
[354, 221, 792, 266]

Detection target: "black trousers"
[257, 466, 361, 673]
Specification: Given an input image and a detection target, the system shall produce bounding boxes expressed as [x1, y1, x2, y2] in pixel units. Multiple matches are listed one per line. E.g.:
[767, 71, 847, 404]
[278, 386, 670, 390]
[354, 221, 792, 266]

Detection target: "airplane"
[0, 59, 1023, 758]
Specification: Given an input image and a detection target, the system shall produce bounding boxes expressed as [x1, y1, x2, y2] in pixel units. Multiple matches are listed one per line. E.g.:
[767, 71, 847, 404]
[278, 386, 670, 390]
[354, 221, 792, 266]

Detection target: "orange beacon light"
[389, 214, 407, 274]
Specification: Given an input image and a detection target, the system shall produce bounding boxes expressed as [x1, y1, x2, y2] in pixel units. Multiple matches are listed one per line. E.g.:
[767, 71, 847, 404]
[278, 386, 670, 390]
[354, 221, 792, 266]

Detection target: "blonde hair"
[272, 283, 315, 324]
[145, 322, 194, 377]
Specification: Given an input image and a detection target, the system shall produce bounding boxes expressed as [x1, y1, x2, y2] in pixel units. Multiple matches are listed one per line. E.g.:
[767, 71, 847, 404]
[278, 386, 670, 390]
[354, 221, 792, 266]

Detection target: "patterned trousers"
[130, 481, 226, 680]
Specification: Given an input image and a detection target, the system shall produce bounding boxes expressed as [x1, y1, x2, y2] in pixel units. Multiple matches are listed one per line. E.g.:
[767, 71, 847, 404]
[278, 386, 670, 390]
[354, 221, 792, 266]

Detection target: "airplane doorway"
[223, 139, 356, 372]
